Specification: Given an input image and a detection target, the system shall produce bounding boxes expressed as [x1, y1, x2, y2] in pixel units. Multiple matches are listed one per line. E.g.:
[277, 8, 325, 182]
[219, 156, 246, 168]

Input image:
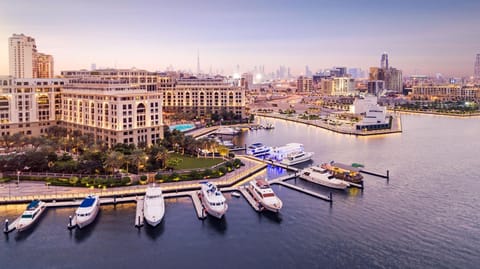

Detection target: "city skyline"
[1, 0, 479, 77]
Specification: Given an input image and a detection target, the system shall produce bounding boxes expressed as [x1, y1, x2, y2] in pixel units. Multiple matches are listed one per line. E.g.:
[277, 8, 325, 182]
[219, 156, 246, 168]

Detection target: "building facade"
[9, 34, 54, 79]
[411, 85, 480, 102]
[0, 76, 63, 137]
[160, 77, 246, 122]
[60, 69, 163, 147]
[367, 80, 385, 96]
[296, 76, 313, 92]
[475, 54, 480, 80]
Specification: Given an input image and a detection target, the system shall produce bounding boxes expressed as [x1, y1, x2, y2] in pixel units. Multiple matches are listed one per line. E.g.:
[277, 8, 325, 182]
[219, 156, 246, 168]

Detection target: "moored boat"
[299, 166, 350, 190]
[144, 185, 165, 227]
[246, 142, 272, 156]
[280, 151, 314, 165]
[200, 182, 228, 219]
[75, 195, 100, 229]
[248, 179, 283, 213]
[269, 143, 304, 161]
[16, 200, 47, 232]
[321, 162, 364, 184]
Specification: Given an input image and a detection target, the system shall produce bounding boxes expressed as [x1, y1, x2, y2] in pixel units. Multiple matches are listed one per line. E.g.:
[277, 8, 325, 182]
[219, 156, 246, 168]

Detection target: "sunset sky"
[1, 0, 479, 77]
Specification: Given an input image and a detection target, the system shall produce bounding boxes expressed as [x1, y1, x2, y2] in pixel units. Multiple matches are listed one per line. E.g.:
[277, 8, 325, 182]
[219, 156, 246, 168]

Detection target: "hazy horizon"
[1, 0, 479, 77]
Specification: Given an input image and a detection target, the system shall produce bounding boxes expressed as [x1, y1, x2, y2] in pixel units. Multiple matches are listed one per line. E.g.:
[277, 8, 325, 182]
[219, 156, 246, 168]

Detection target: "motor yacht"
[248, 179, 283, 213]
[75, 195, 100, 229]
[200, 182, 228, 219]
[246, 143, 272, 156]
[299, 166, 350, 190]
[280, 151, 314, 165]
[144, 185, 165, 226]
[16, 200, 46, 232]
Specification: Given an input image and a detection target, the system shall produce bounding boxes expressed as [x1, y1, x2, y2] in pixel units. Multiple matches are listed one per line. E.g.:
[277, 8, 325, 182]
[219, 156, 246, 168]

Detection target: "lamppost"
[16, 170, 20, 187]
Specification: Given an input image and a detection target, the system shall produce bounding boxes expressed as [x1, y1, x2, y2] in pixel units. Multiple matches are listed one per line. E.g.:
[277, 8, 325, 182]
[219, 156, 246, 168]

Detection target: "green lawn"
[169, 153, 223, 170]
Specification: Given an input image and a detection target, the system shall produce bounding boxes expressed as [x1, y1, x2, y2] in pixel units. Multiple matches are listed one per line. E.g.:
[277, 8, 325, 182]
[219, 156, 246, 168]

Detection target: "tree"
[154, 146, 169, 169]
[104, 151, 125, 174]
[165, 157, 182, 170]
[128, 149, 148, 172]
[217, 145, 230, 158]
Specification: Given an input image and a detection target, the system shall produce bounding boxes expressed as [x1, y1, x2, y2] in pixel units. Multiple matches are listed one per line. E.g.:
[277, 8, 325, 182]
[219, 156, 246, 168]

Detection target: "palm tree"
[217, 145, 230, 159]
[128, 149, 148, 172]
[104, 151, 125, 174]
[155, 146, 169, 169]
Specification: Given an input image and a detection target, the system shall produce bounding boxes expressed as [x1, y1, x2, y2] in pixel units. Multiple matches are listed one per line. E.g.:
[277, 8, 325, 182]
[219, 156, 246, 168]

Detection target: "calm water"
[1, 114, 479, 269]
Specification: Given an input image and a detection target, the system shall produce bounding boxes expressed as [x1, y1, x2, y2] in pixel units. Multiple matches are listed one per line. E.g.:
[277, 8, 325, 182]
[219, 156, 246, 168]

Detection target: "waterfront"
[1, 114, 480, 269]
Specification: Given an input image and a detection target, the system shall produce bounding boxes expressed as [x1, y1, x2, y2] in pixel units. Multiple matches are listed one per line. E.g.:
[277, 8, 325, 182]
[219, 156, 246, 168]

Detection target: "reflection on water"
[73, 211, 101, 243]
[144, 220, 165, 240]
[205, 215, 228, 234]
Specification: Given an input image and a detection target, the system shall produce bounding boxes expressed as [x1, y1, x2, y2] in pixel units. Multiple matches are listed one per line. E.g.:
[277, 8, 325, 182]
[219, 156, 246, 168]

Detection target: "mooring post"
[113, 195, 116, 204]
[137, 216, 141, 228]
[329, 192, 333, 203]
[68, 215, 72, 227]
[4, 219, 8, 232]
[386, 170, 390, 179]
[244, 144, 247, 154]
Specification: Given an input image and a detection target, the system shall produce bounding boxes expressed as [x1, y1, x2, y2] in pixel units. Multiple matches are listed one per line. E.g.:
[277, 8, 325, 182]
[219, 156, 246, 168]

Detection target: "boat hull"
[76, 203, 100, 229]
[144, 215, 163, 227]
[300, 174, 349, 190]
[203, 204, 228, 219]
[16, 205, 47, 232]
[144, 205, 165, 227]
[280, 153, 314, 166]
[248, 185, 283, 213]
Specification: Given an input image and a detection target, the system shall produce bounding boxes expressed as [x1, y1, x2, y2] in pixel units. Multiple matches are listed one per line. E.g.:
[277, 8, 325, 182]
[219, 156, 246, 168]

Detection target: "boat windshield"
[147, 195, 161, 199]
[21, 214, 33, 219]
[262, 193, 275, 198]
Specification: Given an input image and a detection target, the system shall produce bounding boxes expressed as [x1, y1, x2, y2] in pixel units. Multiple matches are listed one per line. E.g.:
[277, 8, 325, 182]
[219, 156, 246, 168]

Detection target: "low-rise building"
[411, 84, 480, 102]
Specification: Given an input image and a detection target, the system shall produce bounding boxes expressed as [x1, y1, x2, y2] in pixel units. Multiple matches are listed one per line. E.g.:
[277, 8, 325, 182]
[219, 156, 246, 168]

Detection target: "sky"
[0, 0, 479, 77]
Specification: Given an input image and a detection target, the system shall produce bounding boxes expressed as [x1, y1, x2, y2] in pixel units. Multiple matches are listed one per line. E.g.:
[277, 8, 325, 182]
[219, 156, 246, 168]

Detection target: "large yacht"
[143, 185, 165, 226]
[321, 162, 364, 184]
[269, 143, 304, 161]
[280, 151, 314, 166]
[248, 179, 283, 213]
[75, 195, 100, 229]
[246, 143, 272, 156]
[200, 182, 228, 219]
[16, 200, 47, 232]
[299, 166, 350, 190]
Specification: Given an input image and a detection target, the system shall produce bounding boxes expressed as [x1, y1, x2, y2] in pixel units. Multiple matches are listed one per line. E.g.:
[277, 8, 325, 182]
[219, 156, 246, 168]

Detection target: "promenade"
[255, 112, 402, 136]
[0, 156, 267, 205]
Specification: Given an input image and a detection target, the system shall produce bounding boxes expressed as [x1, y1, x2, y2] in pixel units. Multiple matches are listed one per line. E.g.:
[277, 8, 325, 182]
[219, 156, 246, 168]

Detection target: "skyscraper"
[36, 53, 54, 78]
[381, 52, 389, 70]
[9, 34, 37, 78]
[475, 54, 480, 79]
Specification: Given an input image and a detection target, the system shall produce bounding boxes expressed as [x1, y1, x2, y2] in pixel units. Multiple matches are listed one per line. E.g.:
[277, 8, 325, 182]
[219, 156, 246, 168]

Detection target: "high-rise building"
[296, 76, 313, 92]
[369, 67, 385, 81]
[381, 52, 389, 70]
[385, 68, 403, 92]
[475, 54, 480, 80]
[8, 34, 54, 78]
[367, 80, 385, 96]
[9, 34, 37, 78]
[241, 73, 253, 89]
[36, 53, 54, 78]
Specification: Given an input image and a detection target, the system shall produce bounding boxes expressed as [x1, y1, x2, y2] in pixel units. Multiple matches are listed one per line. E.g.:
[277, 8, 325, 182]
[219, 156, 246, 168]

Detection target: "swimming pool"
[169, 123, 195, 132]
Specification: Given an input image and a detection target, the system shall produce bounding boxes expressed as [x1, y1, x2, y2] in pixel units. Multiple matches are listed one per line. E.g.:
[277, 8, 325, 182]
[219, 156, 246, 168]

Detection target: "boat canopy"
[27, 200, 40, 210]
[80, 197, 96, 208]
[332, 162, 361, 172]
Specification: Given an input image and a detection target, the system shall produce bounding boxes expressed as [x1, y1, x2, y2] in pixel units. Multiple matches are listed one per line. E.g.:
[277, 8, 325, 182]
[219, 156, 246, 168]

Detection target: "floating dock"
[3, 217, 20, 233]
[191, 191, 207, 219]
[270, 180, 332, 203]
[360, 169, 390, 179]
[134, 197, 144, 228]
[67, 215, 77, 229]
[238, 187, 261, 212]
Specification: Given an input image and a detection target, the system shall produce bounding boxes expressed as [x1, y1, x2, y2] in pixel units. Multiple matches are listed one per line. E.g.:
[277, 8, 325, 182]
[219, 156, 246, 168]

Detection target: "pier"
[360, 169, 390, 179]
[134, 197, 144, 228]
[238, 187, 261, 212]
[3, 217, 20, 233]
[269, 178, 332, 203]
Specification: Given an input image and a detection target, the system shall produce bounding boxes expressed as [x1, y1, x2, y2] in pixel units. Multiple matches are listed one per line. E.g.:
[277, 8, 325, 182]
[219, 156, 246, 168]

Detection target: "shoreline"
[254, 113, 402, 136]
[390, 109, 480, 117]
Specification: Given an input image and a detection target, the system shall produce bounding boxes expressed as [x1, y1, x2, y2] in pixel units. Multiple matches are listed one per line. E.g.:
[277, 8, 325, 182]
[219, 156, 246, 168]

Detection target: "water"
[169, 123, 195, 132]
[2, 114, 479, 269]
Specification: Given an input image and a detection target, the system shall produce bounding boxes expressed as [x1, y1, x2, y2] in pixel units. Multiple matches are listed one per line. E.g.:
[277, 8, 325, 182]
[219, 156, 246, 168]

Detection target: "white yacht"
[299, 166, 350, 190]
[269, 143, 304, 161]
[280, 151, 314, 166]
[248, 179, 283, 213]
[215, 127, 240, 135]
[246, 143, 272, 156]
[16, 200, 47, 232]
[75, 195, 100, 229]
[200, 182, 228, 219]
[143, 185, 165, 226]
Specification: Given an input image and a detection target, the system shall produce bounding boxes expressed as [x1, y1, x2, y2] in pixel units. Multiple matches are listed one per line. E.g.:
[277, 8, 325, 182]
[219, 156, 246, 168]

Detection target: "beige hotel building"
[60, 69, 163, 147]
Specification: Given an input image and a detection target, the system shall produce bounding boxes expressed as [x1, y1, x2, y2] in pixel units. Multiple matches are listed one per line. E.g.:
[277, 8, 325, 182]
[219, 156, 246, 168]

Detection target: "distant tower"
[9, 33, 37, 78]
[475, 54, 480, 79]
[91, 63, 96, 71]
[197, 49, 200, 75]
[381, 52, 389, 70]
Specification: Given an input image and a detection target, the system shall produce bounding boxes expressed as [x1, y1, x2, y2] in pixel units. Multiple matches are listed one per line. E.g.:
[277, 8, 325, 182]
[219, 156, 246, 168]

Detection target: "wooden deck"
[238, 187, 261, 212]
[134, 197, 144, 228]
